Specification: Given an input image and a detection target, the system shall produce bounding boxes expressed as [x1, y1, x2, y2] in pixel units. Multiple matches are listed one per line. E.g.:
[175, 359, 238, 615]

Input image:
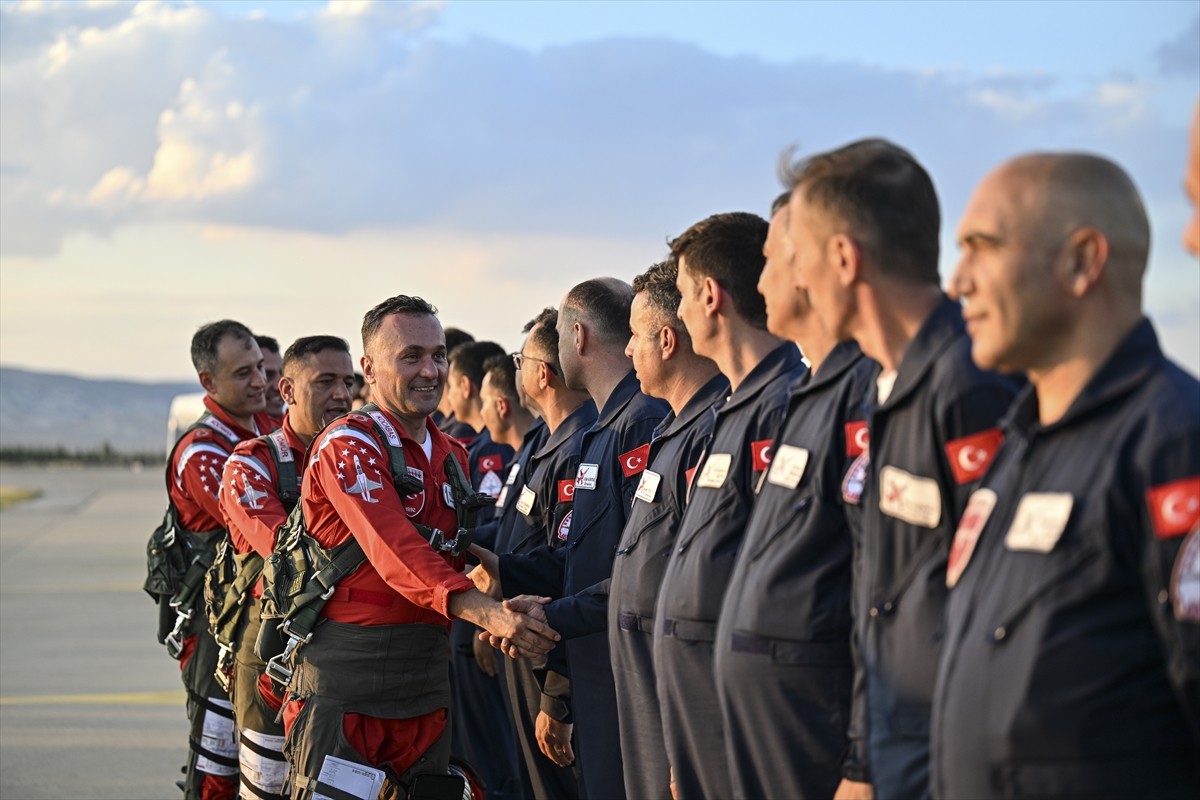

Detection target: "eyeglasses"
[511, 352, 559, 376]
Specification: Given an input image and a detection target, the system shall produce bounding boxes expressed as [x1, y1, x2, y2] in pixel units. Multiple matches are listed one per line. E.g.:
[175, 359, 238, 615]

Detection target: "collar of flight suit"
[533, 398, 599, 460]
[788, 338, 869, 407]
[719, 341, 807, 417]
[1004, 316, 1166, 439]
[592, 369, 645, 430]
[874, 294, 966, 413]
[654, 373, 730, 443]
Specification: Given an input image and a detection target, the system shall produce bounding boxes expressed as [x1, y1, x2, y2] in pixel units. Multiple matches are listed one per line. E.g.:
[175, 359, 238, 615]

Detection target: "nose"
[624, 336, 634, 359]
[418, 355, 440, 379]
[251, 366, 266, 389]
[332, 379, 352, 403]
[947, 257, 972, 302]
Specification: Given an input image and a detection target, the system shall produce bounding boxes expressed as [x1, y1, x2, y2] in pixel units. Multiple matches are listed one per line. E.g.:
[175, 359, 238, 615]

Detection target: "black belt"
[617, 612, 654, 633]
[729, 631, 850, 665]
[661, 617, 716, 642]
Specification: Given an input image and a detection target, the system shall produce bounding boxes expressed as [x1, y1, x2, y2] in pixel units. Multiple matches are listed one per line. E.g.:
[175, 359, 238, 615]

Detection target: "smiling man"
[280, 295, 560, 800]
[163, 319, 272, 800]
[219, 335, 355, 800]
[932, 153, 1200, 799]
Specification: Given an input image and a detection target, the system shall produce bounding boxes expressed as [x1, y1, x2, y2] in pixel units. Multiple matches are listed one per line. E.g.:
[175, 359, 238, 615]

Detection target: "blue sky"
[1, 0, 1197, 380]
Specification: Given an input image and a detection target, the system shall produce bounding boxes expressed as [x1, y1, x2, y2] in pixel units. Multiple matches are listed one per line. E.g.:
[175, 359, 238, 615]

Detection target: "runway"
[0, 464, 189, 800]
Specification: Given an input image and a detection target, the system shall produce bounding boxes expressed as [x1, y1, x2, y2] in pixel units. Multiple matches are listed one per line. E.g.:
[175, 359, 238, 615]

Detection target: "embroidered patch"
[842, 453, 869, 505]
[575, 463, 599, 491]
[515, 486, 536, 516]
[1004, 492, 1073, 553]
[557, 511, 573, 541]
[479, 454, 504, 473]
[1146, 476, 1200, 539]
[945, 428, 1004, 485]
[751, 440, 773, 472]
[402, 465, 425, 517]
[947, 488, 997, 588]
[442, 482, 455, 509]
[696, 453, 732, 489]
[635, 470, 661, 503]
[845, 421, 868, 457]
[558, 479, 576, 503]
[1170, 528, 1200, 621]
[767, 444, 809, 490]
[879, 465, 942, 529]
[619, 444, 651, 478]
[479, 470, 503, 498]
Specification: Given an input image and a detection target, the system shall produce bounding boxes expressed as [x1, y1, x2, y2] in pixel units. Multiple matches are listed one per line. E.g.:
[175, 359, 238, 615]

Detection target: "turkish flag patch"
[479, 454, 504, 473]
[945, 428, 1004, 485]
[558, 479, 576, 503]
[751, 440, 773, 472]
[1146, 476, 1200, 539]
[845, 421, 869, 457]
[619, 444, 651, 478]
[686, 466, 698, 489]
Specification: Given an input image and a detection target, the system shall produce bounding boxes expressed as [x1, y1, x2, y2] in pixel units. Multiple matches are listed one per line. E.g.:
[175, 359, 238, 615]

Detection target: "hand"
[453, 589, 559, 659]
[669, 767, 678, 800]
[480, 595, 553, 657]
[535, 710, 574, 767]
[833, 779, 874, 800]
[467, 545, 502, 598]
[472, 630, 497, 677]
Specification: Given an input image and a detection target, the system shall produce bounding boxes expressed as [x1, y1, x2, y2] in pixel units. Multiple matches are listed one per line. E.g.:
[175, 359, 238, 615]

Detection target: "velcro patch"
[479, 454, 504, 473]
[558, 479, 576, 503]
[751, 440, 773, 472]
[845, 421, 868, 457]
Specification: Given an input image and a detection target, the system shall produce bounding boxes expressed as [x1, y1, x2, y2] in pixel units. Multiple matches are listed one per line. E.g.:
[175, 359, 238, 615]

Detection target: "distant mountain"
[0, 366, 201, 453]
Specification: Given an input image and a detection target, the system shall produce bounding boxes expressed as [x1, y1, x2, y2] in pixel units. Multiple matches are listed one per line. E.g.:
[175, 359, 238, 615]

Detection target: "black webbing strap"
[265, 428, 300, 512]
[192, 693, 236, 719]
[238, 777, 289, 800]
[188, 740, 239, 769]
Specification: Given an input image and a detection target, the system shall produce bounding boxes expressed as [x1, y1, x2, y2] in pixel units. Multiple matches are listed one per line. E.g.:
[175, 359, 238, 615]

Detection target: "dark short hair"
[670, 212, 770, 329]
[444, 327, 475, 355]
[254, 335, 281, 355]
[450, 340, 508, 388]
[282, 335, 351, 374]
[562, 278, 634, 346]
[525, 307, 561, 370]
[632, 260, 693, 348]
[770, 191, 791, 217]
[361, 295, 439, 351]
[780, 137, 941, 285]
[191, 320, 255, 375]
[482, 353, 519, 404]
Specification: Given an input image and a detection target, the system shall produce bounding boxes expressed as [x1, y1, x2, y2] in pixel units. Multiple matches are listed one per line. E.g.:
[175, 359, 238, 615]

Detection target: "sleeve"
[543, 578, 610, 640]
[500, 545, 567, 598]
[472, 518, 500, 551]
[539, 668, 574, 724]
[172, 434, 229, 525]
[843, 588, 873, 781]
[1136, 419, 1200, 742]
[219, 441, 290, 557]
[936, 376, 1017, 523]
[311, 425, 474, 619]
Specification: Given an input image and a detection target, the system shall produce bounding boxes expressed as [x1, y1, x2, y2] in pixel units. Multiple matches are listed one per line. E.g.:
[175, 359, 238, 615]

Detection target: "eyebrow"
[958, 231, 1002, 248]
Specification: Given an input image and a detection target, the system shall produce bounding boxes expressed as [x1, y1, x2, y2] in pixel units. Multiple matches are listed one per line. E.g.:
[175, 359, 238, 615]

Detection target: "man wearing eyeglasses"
[473, 308, 594, 800]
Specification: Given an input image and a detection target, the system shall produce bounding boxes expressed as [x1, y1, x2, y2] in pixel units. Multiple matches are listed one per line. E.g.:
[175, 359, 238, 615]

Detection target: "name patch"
[635, 470, 662, 503]
[696, 453, 732, 489]
[575, 463, 599, 491]
[1004, 492, 1073, 553]
[515, 486, 536, 517]
[879, 465, 942, 528]
[767, 445, 809, 490]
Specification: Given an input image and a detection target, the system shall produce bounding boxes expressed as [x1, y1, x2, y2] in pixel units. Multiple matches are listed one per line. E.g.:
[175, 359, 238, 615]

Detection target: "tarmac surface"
[0, 464, 189, 800]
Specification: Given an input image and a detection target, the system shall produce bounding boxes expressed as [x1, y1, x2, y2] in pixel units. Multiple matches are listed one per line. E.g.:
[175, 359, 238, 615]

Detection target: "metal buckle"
[163, 609, 192, 659]
[265, 624, 311, 688]
[214, 643, 235, 693]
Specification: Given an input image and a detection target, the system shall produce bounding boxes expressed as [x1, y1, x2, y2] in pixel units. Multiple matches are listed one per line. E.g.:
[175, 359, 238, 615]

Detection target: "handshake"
[464, 543, 560, 660]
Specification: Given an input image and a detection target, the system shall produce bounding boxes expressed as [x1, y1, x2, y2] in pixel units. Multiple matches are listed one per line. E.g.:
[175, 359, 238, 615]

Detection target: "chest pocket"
[616, 503, 675, 556]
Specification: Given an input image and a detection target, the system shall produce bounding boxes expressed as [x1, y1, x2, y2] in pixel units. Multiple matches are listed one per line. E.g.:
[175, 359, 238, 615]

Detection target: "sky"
[1, 0, 1197, 382]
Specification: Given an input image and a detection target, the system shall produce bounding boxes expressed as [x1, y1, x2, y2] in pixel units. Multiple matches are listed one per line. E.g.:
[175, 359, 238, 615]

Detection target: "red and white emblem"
[557, 511, 573, 541]
[402, 465, 425, 517]
[947, 488, 997, 588]
[845, 421, 869, 457]
[750, 440, 773, 472]
[619, 444, 651, 478]
[558, 479, 576, 503]
[945, 428, 1004, 485]
[1146, 476, 1200, 539]
[479, 454, 504, 474]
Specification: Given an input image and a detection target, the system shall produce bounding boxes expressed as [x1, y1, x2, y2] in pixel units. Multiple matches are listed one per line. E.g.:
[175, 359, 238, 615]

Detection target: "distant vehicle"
[166, 392, 207, 453]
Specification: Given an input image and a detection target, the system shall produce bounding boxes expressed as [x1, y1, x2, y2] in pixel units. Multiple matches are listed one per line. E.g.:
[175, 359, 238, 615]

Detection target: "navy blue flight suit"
[714, 340, 877, 799]
[932, 320, 1200, 799]
[654, 342, 807, 800]
[855, 297, 1017, 799]
[499, 405, 595, 800]
[450, 429, 521, 800]
[609, 373, 728, 800]
[502, 371, 668, 800]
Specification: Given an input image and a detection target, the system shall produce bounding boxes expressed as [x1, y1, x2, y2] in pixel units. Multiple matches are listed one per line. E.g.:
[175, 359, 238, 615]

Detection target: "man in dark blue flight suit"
[608, 260, 727, 800]
[932, 154, 1200, 799]
[714, 195, 877, 800]
[480, 279, 668, 800]
[474, 308, 594, 800]
[785, 138, 1018, 800]
[654, 212, 807, 800]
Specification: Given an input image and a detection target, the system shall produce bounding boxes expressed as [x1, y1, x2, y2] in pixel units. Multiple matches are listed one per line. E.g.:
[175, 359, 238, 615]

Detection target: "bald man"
[933, 154, 1200, 798]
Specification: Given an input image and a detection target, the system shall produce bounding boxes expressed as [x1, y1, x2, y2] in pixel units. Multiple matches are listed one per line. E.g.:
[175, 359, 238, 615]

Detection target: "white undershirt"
[420, 429, 434, 463]
[877, 370, 898, 404]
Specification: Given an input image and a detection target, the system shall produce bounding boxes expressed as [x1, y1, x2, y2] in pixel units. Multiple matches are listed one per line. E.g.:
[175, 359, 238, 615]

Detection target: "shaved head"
[993, 153, 1150, 302]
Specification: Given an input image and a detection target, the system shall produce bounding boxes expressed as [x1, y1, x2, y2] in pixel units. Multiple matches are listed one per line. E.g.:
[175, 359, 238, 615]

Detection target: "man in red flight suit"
[168, 319, 274, 800]
[282, 295, 560, 800]
[219, 335, 356, 800]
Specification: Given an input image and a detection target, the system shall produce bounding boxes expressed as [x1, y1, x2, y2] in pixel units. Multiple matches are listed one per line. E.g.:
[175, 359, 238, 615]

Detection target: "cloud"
[0, 0, 1196, 265]
[1155, 13, 1200, 78]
